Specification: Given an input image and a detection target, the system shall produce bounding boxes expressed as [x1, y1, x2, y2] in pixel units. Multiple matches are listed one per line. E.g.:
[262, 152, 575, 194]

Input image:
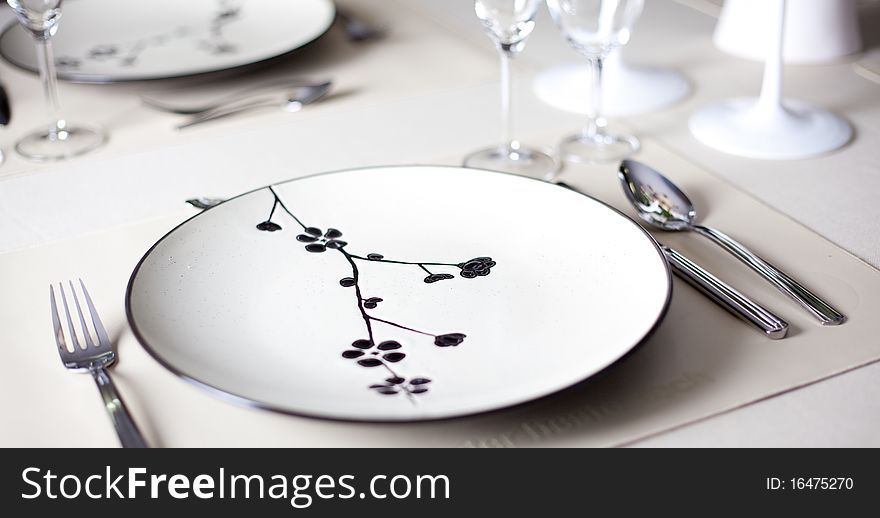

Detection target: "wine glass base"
[14, 125, 106, 162]
[558, 132, 640, 164]
[463, 144, 559, 179]
[533, 62, 690, 117]
[689, 98, 852, 160]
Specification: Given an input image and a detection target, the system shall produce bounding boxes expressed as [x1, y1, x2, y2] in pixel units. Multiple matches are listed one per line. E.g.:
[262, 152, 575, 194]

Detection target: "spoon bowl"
[619, 159, 696, 231]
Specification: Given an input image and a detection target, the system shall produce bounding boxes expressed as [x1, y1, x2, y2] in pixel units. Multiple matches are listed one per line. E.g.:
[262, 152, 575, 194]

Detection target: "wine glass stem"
[34, 36, 64, 139]
[584, 56, 604, 140]
[499, 46, 516, 152]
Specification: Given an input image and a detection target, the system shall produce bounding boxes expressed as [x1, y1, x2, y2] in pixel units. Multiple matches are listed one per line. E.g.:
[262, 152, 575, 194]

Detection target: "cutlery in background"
[141, 77, 330, 115]
[336, 8, 387, 42]
[0, 82, 9, 166]
[555, 181, 788, 339]
[49, 280, 148, 448]
[619, 159, 845, 326]
[0, 82, 10, 126]
[176, 81, 332, 130]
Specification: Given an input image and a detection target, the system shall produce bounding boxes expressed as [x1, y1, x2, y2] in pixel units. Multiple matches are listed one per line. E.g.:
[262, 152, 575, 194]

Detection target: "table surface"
[1, 0, 879, 447]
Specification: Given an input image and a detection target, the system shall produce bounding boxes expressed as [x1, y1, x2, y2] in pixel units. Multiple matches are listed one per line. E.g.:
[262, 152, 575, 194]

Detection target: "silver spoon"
[619, 159, 845, 326]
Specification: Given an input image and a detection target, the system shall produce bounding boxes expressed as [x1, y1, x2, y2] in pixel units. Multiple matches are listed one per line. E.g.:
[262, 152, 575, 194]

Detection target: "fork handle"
[90, 367, 148, 448]
[176, 98, 283, 130]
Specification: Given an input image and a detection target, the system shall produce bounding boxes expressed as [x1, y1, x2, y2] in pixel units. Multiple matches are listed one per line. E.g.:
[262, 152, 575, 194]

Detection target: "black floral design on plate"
[296, 227, 347, 253]
[370, 377, 432, 396]
[257, 185, 496, 401]
[54, 56, 82, 70]
[88, 45, 118, 60]
[363, 297, 383, 309]
[341, 339, 406, 367]
[256, 221, 282, 232]
[434, 333, 466, 347]
[458, 257, 496, 278]
[56, 0, 245, 71]
[424, 273, 455, 283]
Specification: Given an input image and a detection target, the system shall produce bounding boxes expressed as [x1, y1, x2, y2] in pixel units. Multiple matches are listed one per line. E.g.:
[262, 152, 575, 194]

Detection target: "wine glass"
[464, 0, 558, 179]
[546, 0, 643, 163]
[6, 0, 105, 161]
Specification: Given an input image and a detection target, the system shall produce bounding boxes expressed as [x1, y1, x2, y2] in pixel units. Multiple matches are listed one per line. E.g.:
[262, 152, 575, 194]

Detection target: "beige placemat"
[0, 0, 499, 180]
[855, 49, 880, 84]
[1, 135, 877, 447]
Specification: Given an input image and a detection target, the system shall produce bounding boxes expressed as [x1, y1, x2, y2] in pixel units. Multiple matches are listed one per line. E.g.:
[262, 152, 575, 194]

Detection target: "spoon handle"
[691, 225, 845, 326]
[661, 245, 788, 339]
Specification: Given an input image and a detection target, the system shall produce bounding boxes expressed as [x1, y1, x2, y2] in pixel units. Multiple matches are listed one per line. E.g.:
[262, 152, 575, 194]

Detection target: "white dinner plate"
[0, 0, 335, 82]
[126, 166, 671, 421]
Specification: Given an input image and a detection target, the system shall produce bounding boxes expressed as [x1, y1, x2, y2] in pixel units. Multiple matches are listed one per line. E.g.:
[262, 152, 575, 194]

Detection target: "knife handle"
[661, 244, 788, 339]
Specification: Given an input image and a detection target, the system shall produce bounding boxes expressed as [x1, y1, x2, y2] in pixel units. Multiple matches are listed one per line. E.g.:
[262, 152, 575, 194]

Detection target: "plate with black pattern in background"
[126, 166, 671, 421]
[0, 0, 335, 82]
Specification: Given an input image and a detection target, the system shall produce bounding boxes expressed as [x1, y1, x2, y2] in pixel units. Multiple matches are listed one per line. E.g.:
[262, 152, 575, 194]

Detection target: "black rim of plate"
[125, 165, 673, 423]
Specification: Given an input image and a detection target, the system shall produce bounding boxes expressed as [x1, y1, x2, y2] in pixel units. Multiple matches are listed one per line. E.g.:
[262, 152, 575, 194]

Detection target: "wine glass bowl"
[546, 0, 643, 164]
[7, 0, 105, 161]
[546, 0, 640, 56]
[474, 0, 538, 51]
[464, 0, 558, 179]
[7, 0, 63, 35]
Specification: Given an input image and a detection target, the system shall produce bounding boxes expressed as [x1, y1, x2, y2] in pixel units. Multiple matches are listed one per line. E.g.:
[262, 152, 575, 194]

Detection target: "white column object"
[714, 0, 861, 64]
[688, 0, 852, 160]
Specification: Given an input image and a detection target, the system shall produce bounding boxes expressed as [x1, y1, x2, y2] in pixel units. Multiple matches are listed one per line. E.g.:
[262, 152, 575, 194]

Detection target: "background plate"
[126, 166, 671, 421]
[0, 0, 335, 82]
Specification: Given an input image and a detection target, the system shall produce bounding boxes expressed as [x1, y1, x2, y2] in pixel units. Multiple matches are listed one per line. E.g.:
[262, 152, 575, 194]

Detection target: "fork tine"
[79, 279, 111, 349]
[69, 280, 96, 349]
[58, 283, 81, 351]
[49, 284, 68, 354]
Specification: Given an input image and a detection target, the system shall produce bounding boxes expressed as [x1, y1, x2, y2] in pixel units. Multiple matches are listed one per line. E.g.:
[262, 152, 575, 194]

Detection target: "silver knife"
[660, 244, 788, 339]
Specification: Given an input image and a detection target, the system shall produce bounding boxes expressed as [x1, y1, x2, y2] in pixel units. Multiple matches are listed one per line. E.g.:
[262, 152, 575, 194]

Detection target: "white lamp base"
[688, 98, 852, 160]
[533, 61, 690, 117]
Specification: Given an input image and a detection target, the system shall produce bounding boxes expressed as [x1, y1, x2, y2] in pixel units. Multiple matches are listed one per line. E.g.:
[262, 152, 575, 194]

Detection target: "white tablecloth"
[1, 0, 878, 446]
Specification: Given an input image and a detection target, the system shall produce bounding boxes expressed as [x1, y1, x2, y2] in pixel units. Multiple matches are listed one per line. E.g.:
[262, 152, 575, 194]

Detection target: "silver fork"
[49, 280, 148, 448]
[176, 80, 332, 130]
[140, 77, 330, 115]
